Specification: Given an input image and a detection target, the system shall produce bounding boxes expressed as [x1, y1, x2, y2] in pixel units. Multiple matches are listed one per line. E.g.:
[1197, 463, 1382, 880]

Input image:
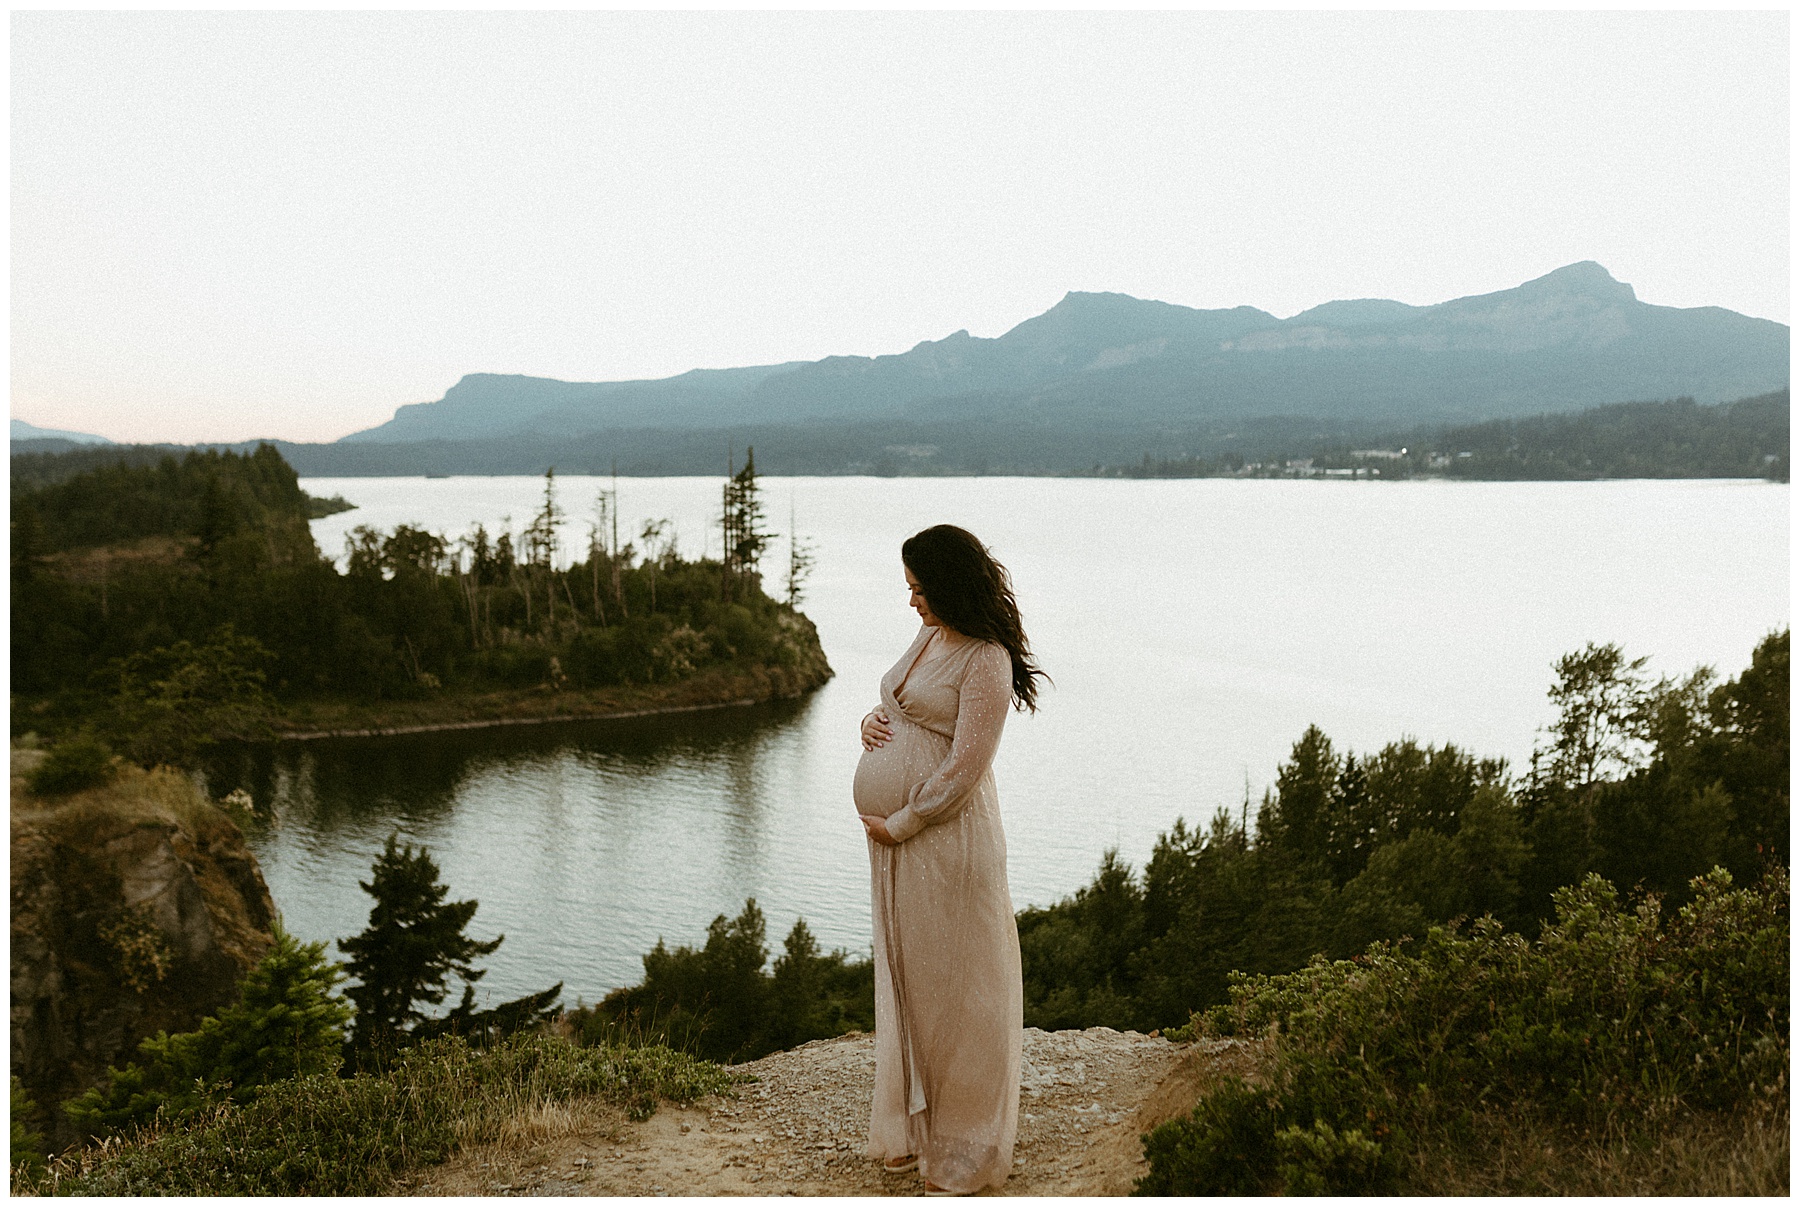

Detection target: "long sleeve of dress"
[883, 643, 1011, 843]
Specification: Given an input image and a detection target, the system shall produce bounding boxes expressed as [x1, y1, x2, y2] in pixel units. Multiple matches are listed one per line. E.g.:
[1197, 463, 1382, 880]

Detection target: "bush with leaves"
[24, 733, 117, 796]
[64, 922, 352, 1139]
[11, 1076, 48, 1189]
[1140, 866, 1788, 1195]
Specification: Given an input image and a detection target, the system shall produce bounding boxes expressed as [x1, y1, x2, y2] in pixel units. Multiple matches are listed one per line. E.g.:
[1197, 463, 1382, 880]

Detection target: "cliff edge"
[10, 748, 276, 1148]
[401, 1027, 1255, 1196]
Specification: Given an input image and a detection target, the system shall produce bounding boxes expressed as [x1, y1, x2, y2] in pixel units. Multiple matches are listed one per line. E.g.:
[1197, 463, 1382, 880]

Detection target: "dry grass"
[456, 1096, 625, 1152]
[1411, 1099, 1789, 1196]
[12, 751, 226, 838]
[40, 536, 198, 584]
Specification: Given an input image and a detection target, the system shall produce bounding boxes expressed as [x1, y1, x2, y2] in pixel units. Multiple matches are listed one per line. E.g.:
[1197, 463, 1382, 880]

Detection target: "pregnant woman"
[854, 524, 1045, 1195]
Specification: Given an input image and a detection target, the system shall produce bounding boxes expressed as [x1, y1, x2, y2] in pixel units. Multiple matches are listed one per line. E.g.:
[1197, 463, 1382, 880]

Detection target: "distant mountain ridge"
[11, 419, 113, 445]
[342, 262, 1787, 447]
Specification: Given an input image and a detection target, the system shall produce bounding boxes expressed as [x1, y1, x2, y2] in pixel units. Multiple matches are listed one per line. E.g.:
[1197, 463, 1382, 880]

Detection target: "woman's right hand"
[861, 708, 894, 751]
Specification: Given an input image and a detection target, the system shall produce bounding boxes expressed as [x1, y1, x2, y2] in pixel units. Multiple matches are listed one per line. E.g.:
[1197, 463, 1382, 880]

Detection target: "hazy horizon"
[12, 11, 1788, 445]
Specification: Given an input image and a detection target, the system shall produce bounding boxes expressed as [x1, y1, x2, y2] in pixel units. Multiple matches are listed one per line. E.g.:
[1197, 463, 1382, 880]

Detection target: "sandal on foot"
[882, 1156, 919, 1174]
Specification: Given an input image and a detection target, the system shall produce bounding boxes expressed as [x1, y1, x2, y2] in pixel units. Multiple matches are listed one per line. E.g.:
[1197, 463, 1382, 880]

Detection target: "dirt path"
[405, 1028, 1255, 1197]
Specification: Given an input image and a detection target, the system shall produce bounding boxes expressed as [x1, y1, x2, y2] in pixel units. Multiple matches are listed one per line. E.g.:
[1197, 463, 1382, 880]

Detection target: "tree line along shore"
[1094, 389, 1789, 480]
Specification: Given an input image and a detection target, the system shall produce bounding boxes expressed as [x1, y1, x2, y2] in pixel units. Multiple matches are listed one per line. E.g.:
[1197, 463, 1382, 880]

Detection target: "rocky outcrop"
[10, 750, 275, 1148]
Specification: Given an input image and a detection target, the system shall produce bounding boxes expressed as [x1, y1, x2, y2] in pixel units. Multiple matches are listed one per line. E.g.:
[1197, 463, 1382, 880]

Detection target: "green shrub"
[565, 627, 622, 686]
[25, 734, 116, 796]
[1137, 1077, 1281, 1195]
[705, 602, 772, 662]
[11, 1077, 47, 1188]
[42, 1034, 737, 1195]
[1274, 1120, 1392, 1195]
[1138, 866, 1788, 1195]
[65, 922, 352, 1137]
[477, 641, 555, 689]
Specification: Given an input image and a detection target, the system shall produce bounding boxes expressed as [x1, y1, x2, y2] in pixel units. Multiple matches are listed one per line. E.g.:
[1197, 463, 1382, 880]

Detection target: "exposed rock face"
[10, 751, 275, 1148]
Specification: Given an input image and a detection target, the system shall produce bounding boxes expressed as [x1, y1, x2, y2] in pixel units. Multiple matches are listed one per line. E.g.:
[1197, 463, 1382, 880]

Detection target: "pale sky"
[11, 10, 1790, 445]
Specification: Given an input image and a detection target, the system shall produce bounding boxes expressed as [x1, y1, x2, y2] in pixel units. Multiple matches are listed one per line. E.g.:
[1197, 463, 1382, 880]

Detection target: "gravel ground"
[407, 1028, 1256, 1197]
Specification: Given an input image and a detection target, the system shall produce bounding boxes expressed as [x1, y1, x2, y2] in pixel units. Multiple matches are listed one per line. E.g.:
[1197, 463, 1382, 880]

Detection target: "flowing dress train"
[852, 625, 1023, 1194]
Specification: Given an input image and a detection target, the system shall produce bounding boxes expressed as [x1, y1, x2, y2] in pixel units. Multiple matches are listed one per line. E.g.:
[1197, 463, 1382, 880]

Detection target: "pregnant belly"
[852, 722, 946, 819]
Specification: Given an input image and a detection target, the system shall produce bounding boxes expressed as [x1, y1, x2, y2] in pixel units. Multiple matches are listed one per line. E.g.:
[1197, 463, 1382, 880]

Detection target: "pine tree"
[720, 447, 770, 602]
[12, 1077, 47, 1183]
[339, 833, 502, 1051]
[766, 919, 830, 1051]
[784, 500, 815, 608]
[523, 467, 564, 569]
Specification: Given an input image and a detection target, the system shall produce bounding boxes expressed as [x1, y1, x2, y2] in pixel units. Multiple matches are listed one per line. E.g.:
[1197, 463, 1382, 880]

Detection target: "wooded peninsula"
[11, 443, 831, 761]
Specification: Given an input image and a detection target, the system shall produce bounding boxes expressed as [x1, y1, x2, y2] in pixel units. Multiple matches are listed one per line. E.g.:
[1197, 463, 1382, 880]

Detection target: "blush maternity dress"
[853, 624, 1023, 1194]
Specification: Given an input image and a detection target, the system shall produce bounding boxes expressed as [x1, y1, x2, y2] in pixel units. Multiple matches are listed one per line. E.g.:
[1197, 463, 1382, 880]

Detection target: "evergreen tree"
[720, 447, 770, 601]
[766, 919, 833, 1052]
[784, 501, 816, 608]
[1701, 629, 1789, 876]
[339, 834, 502, 1051]
[522, 467, 564, 569]
[12, 1077, 47, 1183]
[1260, 725, 1340, 867]
[1324, 754, 1376, 886]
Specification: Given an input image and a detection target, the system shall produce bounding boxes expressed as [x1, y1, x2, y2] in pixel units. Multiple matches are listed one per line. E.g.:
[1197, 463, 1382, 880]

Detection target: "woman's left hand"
[860, 814, 899, 846]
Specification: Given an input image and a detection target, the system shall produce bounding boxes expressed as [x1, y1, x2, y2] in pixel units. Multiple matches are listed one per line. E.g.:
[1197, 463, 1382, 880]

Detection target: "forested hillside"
[1319, 390, 1789, 481]
[20, 389, 1786, 481]
[12, 442, 356, 516]
[1420, 390, 1788, 480]
[1101, 390, 1789, 480]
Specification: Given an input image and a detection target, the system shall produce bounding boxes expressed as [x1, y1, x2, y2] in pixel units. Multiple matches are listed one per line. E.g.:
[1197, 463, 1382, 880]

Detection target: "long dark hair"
[901, 524, 1047, 713]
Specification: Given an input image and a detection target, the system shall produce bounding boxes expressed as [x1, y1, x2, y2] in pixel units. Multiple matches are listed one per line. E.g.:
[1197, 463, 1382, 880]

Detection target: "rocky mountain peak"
[1512, 260, 1638, 304]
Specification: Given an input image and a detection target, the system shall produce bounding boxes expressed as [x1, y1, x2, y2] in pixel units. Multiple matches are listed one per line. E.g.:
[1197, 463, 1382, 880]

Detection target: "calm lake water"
[207, 476, 1788, 1006]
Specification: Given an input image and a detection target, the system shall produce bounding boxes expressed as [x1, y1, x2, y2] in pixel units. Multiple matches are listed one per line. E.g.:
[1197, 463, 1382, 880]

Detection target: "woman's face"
[904, 565, 942, 628]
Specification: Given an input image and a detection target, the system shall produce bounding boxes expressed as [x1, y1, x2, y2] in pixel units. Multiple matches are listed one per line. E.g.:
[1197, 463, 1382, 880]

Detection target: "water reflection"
[200, 698, 828, 1005]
